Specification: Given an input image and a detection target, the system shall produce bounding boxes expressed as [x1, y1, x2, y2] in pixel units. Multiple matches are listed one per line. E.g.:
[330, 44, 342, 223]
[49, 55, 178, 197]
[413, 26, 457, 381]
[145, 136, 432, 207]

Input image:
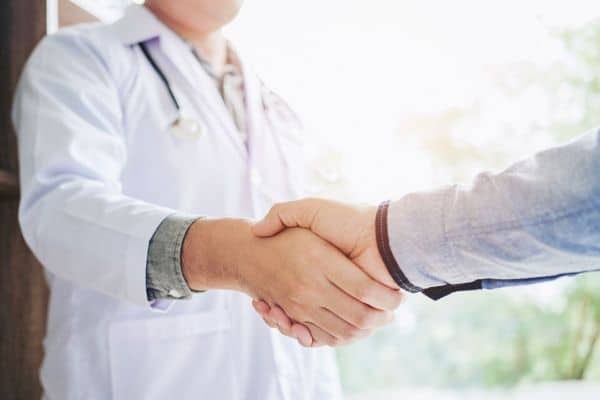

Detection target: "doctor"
[12, 1, 402, 399]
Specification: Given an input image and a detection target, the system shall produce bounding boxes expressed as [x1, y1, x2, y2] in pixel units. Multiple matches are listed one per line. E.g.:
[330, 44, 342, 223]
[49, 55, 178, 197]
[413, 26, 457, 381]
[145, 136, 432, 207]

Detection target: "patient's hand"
[183, 217, 400, 346]
[251, 198, 403, 346]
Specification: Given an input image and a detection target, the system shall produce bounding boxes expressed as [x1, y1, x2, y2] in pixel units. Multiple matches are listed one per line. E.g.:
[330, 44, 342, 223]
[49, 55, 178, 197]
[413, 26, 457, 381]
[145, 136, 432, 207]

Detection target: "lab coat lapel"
[235, 48, 266, 157]
[157, 35, 249, 159]
[114, 5, 248, 159]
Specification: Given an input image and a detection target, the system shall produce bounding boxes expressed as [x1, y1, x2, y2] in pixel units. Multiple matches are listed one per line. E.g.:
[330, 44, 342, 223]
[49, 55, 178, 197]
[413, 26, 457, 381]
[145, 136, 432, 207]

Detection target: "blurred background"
[74, 0, 600, 398]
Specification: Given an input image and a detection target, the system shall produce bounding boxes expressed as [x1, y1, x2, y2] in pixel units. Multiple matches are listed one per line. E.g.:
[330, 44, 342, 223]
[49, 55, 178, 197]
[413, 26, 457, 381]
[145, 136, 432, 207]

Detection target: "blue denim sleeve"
[382, 128, 600, 298]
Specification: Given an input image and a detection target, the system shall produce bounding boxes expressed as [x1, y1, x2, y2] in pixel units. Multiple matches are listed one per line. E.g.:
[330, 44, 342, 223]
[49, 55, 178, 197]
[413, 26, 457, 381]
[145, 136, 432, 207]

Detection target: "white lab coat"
[12, 5, 341, 400]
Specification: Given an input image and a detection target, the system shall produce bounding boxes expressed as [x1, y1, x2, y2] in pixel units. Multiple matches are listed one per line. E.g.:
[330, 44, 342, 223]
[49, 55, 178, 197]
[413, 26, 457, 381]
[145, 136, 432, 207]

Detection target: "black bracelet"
[375, 201, 422, 293]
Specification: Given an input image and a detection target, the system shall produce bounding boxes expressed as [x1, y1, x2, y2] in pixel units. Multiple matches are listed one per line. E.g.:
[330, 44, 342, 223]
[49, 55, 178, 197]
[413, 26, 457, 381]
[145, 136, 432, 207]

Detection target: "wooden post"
[0, 1, 48, 399]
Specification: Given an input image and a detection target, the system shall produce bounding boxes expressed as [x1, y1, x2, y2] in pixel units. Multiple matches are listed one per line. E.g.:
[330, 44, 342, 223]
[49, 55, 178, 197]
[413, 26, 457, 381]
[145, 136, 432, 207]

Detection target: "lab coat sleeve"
[13, 32, 176, 309]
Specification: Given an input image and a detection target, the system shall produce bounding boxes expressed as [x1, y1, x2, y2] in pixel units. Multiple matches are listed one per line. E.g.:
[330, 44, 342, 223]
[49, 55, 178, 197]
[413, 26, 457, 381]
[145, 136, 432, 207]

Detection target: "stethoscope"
[137, 41, 283, 200]
[138, 41, 334, 199]
[138, 42, 205, 139]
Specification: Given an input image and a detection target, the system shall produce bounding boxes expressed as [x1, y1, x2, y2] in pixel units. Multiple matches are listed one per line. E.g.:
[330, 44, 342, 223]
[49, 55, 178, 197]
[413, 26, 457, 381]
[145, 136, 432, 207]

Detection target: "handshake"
[182, 198, 404, 348]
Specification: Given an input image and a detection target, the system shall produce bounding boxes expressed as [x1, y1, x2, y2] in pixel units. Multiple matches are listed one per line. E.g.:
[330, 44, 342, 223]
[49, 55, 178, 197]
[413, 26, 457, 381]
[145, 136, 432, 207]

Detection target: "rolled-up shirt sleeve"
[378, 128, 600, 299]
[146, 214, 201, 301]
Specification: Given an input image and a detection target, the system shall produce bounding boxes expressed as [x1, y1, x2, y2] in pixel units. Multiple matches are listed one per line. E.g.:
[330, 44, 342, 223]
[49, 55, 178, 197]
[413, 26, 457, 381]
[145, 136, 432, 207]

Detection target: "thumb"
[251, 199, 318, 237]
[251, 205, 288, 237]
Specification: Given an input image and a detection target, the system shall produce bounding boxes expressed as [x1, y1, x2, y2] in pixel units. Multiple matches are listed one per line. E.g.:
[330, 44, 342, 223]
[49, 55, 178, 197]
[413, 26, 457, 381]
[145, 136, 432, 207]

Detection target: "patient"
[253, 121, 600, 346]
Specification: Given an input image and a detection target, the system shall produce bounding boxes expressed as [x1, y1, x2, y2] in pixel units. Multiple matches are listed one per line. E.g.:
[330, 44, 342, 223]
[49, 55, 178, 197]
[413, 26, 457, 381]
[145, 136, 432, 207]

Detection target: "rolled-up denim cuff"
[146, 214, 202, 301]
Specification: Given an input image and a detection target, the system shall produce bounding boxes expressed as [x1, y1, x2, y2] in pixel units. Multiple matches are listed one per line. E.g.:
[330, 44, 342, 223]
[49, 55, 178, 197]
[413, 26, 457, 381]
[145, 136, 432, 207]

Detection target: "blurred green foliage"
[337, 19, 600, 393]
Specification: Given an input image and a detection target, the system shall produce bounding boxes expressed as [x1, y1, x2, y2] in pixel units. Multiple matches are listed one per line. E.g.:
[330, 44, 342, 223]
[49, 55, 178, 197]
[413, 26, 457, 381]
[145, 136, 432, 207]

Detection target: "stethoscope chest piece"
[170, 116, 204, 139]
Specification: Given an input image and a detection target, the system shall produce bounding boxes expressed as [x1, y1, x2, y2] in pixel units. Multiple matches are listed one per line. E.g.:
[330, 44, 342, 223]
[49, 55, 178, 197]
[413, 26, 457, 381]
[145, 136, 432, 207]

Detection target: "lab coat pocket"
[108, 311, 235, 400]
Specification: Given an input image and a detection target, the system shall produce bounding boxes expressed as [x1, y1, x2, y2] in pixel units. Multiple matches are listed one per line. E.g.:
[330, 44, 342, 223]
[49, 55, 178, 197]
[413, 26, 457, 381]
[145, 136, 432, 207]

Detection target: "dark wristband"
[375, 201, 422, 293]
[376, 201, 484, 301]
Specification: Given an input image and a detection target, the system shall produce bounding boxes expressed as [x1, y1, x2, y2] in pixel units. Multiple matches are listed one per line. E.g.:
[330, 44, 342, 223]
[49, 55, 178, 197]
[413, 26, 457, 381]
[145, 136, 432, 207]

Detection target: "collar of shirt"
[190, 45, 248, 140]
[189, 44, 242, 87]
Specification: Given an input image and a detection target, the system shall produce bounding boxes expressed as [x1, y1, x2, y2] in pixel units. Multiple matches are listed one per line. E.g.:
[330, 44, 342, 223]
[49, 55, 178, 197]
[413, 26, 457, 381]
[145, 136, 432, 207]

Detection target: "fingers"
[263, 305, 314, 347]
[254, 300, 313, 345]
[253, 298, 357, 348]
[285, 241, 397, 342]
[252, 299, 276, 328]
[299, 251, 396, 341]
[251, 205, 287, 237]
[268, 304, 293, 330]
[309, 307, 367, 344]
[290, 323, 313, 347]
[323, 249, 404, 311]
[263, 304, 359, 348]
[269, 306, 313, 347]
[304, 322, 336, 347]
[253, 296, 384, 348]
[262, 316, 277, 328]
[253, 300, 292, 330]
[252, 199, 321, 237]
[322, 278, 395, 329]
[310, 308, 373, 346]
[252, 299, 270, 314]
[250, 227, 401, 349]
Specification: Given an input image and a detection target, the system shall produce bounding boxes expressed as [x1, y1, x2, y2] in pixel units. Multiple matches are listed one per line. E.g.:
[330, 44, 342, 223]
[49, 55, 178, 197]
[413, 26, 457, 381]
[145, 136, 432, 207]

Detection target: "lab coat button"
[168, 289, 183, 298]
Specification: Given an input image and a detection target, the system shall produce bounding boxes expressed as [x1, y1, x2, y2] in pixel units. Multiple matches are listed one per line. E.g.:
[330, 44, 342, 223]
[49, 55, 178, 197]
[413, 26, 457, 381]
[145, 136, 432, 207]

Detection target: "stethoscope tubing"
[138, 42, 181, 112]
[136, 40, 304, 196]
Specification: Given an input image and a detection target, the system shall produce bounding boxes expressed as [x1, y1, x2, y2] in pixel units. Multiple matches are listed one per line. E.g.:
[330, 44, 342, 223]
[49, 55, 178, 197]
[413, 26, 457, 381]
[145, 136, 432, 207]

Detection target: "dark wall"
[0, 1, 48, 399]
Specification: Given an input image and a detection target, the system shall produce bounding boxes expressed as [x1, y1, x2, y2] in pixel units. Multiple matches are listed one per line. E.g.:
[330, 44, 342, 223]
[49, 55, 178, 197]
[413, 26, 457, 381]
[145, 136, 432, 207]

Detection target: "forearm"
[180, 217, 250, 293]
[381, 128, 600, 296]
[146, 216, 252, 301]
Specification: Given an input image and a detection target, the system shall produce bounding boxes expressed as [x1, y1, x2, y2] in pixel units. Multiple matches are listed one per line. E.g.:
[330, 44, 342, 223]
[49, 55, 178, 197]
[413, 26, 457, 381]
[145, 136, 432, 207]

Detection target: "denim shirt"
[380, 128, 600, 299]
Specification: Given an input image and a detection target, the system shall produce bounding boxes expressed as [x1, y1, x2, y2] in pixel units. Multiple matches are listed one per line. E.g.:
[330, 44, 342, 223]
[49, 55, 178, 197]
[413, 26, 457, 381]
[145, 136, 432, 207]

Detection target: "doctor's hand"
[181, 218, 402, 346]
[251, 198, 402, 346]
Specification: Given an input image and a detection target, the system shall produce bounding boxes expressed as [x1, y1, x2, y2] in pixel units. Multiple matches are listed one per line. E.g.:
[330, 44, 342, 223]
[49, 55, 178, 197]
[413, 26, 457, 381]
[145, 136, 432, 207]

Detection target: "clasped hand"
[250, 198, 403, 347]
[181, 198, 403, 349]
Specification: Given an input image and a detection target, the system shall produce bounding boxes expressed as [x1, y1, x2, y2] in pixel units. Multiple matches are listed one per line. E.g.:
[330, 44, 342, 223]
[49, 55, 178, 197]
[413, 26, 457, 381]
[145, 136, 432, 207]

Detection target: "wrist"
[375, 201, 420, 292]
[181, 218, 252, 292]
